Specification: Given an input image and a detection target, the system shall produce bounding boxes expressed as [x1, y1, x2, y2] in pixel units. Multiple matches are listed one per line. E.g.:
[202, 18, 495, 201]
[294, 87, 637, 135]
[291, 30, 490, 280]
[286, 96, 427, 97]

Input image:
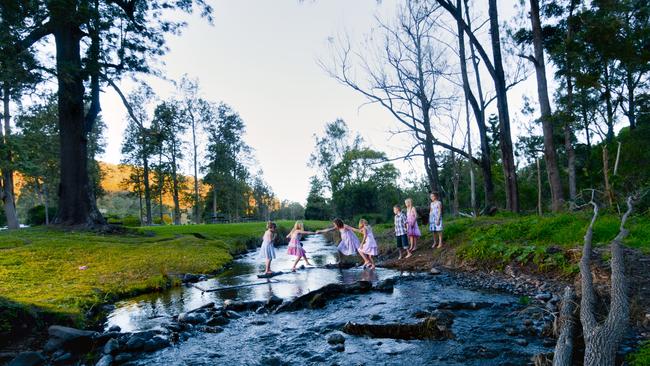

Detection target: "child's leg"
[358, 249, 369, 265]
[302, 254, 312, 266]
[292, 256, 301, 271]
[265, 259, 271, 273]
[438, 232, 444, 247]
[368, 255, 375, 269]
[413, 236, 418, 251]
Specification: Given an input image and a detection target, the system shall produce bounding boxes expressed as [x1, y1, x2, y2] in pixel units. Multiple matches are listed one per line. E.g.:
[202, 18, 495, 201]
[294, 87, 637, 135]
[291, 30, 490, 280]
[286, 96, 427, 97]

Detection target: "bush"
[352, 213, 387, 225]
[122, 215, 141, 227]
[153, 214, 172, 225]
[628, 341, 650, 366]
[26, 205, 57, 226]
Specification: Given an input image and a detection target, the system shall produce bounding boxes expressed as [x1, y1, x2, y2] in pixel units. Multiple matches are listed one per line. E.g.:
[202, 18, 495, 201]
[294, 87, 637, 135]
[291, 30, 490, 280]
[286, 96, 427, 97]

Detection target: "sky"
[98, 0, 536, 204]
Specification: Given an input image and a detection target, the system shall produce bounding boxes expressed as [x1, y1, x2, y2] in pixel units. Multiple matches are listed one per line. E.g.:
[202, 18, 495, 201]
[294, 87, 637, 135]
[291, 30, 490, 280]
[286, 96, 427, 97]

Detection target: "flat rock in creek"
[7, 352, 46, 366]
[257, 271, 284, 278]
[342, 316, 454, 341]
[274, 281, 373, 313]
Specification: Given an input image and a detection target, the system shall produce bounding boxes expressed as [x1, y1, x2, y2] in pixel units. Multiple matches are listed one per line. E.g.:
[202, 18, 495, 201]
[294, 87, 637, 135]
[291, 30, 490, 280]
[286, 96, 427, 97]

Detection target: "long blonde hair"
[292, 221, 304, 232]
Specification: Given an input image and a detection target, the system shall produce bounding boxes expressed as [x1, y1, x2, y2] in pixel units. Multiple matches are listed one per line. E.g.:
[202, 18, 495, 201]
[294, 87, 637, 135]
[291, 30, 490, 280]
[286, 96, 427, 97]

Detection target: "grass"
[372, 211, 649, 275]
[0, 220, 329, 341]
[628, 341, 650, 366]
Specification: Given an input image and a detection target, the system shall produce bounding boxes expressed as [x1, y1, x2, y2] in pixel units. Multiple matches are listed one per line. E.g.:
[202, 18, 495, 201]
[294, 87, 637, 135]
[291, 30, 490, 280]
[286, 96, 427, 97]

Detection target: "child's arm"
[298, 230, 316, 235]
[316, 226, 336, 234]
[346, 225, 361, 233]
[286, 229, 294, 239]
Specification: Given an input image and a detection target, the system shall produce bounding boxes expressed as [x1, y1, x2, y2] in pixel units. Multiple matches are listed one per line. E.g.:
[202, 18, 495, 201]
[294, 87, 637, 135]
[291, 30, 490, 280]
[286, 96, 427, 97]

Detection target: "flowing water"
[106, 235, 553, 365]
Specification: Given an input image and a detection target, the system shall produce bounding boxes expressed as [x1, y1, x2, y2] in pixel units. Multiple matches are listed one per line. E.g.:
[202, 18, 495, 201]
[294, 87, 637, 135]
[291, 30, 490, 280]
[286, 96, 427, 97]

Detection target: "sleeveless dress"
[361, 226, 378, 256]
[337, 228, 360, 256]
[429, 201, 443, 232]
[259, 231, 276, 260]
[407, 209, 421, 237]
[287, 232, 306, 257]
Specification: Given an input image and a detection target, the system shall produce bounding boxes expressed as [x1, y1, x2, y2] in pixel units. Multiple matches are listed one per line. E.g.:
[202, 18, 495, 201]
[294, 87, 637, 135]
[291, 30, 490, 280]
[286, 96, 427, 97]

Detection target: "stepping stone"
[257, 271, 284, 278]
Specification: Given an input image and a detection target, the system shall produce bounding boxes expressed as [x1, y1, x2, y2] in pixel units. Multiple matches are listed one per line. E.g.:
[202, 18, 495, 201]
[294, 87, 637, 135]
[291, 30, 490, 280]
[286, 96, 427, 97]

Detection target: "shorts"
[395, 234, 409, 249]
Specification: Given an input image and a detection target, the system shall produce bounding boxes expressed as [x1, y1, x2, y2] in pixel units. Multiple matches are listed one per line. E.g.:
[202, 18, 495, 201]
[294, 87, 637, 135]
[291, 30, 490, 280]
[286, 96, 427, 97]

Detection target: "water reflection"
[106, 234, 395, 332]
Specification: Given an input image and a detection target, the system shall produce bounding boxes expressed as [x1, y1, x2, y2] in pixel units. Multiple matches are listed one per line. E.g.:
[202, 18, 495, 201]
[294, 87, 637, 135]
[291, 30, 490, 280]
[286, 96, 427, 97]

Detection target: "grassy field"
[0, 220, 329, 341]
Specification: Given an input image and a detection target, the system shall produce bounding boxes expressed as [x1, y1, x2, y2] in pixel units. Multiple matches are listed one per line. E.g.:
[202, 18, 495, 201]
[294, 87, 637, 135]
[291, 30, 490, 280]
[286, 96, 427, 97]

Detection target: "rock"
[207, 316, 230, 326]
[44, 325, 98, 354]
[223, 299, 265, 312]
[331, 344, 345, 353]
[250, 320, 268, 326]
[275, 282, 373, 313]
[7, 352, 46, 366]
[226, 310, 241, 319]
[103, 338, 120, 355]
[95, 354, 113, 366]
[93, 332, 122, 345]
[125, 335, 147, 351]
[143, 336, 170, 352]
[114, 353, 134, 363]
[200, 326, 224, 333]
[412, 310, 430, 319]
[259, 355, 285, 366]
[514, 338, 528, 346]
[437, 301, 491, 310]
[266, 295, 283, 307]
[308, 355, 326, 363]
[327, 333, 345, 345]
[182, 273, 200, 283]
[255, 306, 269, 314]
[429, 267, 441, 275]
[374, 278, 395, 293]
[108, 325, 121, 333]
[370, 314, 383, 321]
[342, 316, 454, 340]
[51, 352, 74, 365]
[165, 322, 183, 332]
[535, 293, 552, 302]
[505, 327, 518, 336]
[178, 312, 207, 325]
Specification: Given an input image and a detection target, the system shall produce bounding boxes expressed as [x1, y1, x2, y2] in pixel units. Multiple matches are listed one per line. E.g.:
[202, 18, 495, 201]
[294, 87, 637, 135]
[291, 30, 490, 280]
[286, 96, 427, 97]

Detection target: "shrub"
[26, 205, 57, 226]
[153, 214, 172, 225]
[122, 215, 141, 227]
[352, 213, 387, 225]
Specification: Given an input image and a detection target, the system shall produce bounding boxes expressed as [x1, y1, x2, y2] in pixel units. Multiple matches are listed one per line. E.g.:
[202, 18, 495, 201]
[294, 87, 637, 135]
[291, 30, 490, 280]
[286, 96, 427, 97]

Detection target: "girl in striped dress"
[286, 221, 316, 272]
[259, 222, 277, 274]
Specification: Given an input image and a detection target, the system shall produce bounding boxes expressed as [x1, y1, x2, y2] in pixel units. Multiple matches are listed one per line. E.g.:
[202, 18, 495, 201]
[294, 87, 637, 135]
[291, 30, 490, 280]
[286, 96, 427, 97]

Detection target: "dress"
[337, 228, 360, 256]
[407, 209, 421, 238]
[287, 232, 306, 257]
[259, 231, 276, 260]
[361, 226, 378, 256]
[429, 201, 443, 232]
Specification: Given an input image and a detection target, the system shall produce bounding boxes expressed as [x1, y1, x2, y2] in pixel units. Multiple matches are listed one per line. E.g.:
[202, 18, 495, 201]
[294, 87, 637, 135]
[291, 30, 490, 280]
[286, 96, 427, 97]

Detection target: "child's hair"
[358, 219, 368, 228]
[405, 198, 413, 207]
[333, 218, 344, 229]
[431, 191, 439, 199]
[293, 221, 304, 231]
[393, 205, 401, 210]
[266, 221, 276, 230]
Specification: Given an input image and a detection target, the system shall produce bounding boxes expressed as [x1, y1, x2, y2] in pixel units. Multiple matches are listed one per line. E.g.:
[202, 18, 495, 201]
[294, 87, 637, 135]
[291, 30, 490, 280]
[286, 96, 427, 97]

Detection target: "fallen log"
[552, 286, 576, 366]
[342, 316, 454, 340]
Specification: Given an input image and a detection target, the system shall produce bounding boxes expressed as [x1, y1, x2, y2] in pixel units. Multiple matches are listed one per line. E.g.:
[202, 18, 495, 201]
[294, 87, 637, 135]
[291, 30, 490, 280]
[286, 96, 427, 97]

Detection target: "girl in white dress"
[259, 222, 277, 274]
[429, 192, 444, 249]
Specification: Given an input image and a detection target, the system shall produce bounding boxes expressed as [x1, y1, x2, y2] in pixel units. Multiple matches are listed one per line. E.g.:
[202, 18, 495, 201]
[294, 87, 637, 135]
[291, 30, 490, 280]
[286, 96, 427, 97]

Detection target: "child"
[317, 218, 367, 264]
[286, 221, 316, 272]
[429, 192, 444, 249]
[259, 221, 277, 274]
[405, 198, 420, 258]
[393, 205, 410, 259]
[356, 219, 378, 269]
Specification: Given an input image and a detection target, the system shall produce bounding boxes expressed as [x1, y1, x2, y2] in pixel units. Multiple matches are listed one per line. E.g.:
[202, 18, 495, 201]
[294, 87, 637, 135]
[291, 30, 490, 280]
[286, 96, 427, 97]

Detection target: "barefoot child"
[318, 218, 367, 264]
[286, 221, 316, 272]
[357, 219, 378, 269]
[405, 198, 420, 257]
[259, 221, 277, 274]
[429, 192, 444, 248]
[393, 205, 409, 259]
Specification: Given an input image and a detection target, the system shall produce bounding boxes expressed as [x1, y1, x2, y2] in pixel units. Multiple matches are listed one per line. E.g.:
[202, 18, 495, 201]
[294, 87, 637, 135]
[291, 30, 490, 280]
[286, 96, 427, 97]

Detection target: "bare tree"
[321, 0, 477, 193]
[0, 88, 19, 229]
[579, 193, 633, 365]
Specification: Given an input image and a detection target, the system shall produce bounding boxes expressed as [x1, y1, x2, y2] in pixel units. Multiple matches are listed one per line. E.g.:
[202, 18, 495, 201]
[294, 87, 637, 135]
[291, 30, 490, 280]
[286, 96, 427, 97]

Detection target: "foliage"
[25, 205, 57, 226]
[627, 341, 650, 366]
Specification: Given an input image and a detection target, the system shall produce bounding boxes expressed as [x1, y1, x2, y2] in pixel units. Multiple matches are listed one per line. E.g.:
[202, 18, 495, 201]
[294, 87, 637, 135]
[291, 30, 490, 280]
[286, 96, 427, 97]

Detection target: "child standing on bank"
[286, 221, 316, 272]
[259, 221, 277, 274]
[393, 205, 410, 259]
[429, 192, 444, 248]
[405, 198, 420, 257]
[356, 219, 378, 269]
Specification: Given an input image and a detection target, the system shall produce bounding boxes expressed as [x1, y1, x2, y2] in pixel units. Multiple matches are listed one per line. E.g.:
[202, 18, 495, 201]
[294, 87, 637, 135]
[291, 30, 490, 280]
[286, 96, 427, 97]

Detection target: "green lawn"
[0, 220, 329, 340]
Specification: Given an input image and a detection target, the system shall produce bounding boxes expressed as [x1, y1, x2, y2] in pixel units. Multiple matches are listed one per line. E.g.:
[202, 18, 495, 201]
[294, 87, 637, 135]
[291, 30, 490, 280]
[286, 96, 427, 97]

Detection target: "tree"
[6, 0, 212, 226]
[304, 176, 332, 220]
[513, 0, 565, 212]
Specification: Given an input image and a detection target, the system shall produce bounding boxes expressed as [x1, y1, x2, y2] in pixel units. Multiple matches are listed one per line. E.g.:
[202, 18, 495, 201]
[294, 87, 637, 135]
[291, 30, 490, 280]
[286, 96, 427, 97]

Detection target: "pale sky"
[98, 0, 537, 203]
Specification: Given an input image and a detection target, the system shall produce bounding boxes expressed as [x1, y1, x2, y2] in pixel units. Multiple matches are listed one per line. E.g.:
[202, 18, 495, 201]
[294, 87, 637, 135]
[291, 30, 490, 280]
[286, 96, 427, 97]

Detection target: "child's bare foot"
[398, 254, 403, 260]
[405, 252, 413, 259]
[291, 267, 297, 272]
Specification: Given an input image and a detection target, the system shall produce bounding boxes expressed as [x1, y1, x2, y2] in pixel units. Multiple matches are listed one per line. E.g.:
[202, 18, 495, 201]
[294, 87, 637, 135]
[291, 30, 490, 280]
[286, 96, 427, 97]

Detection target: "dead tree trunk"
[579, 195, 633, 366]
[553, 286, 577, 366]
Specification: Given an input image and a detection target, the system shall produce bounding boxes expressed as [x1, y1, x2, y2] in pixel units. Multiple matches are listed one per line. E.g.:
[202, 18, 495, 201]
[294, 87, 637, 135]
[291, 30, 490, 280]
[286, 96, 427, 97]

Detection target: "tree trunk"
[423, 137, 441, 193]
[191, 117, 201, 224]
[52, 21, 104, 227]
[579, 196, 632, 366]
[171, 144, 181, 225]
[552, 286, 576, 366]
[536, 158, 542, 216]
[564, 4, 577, 204]
[142, 155, 152, 225]
[466, 101, 477, 216]
[602, 146, 613, 206]
[529, 0, 564, 212]
[458, 0, 495, 212]
[1, 86, 19, 229]
[212, 185, 217, 221]
[604, 65, 615, 142]
[626, 69, 636, 130]
[44, 181, 50, 226]
[488, 0, 519, 212]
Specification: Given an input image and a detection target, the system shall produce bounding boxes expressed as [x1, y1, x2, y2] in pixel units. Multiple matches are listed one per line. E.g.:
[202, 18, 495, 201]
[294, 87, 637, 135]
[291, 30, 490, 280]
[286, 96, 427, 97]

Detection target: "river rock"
[534, 293, 552, 302]
[207, 316, 230, 326]
[51, 351, 74, 365]
[108, 325, 121, 333]
[223, 299, 265, 312]
[374, 278, 395, 293]
[331, 344, 345, 353]
[437, 301, 491, 310]
[7, 352, 46, 366]
[93, 332, 122, 345]
[370, 314, 383, 321]
[343, 316, 454, 340]
[200, 325, 224, 333]
[514, 338, 528, 346]
[103, 338, 120, 355]
[258, 355, 286, 366]
[182, 273, 200, 283]
[178, 312, 207, 325]
[143, 336, 170, 352]
[430, 267, 441, 275]
[95, 354, 112, 366]
[266, 295, 283, 307]
[125, 334, 147, 351]
[327, 333, 345, 345]
[44, 325, 98, 354]
[114, 353, 135, 363]
[226, 310, 242, 319]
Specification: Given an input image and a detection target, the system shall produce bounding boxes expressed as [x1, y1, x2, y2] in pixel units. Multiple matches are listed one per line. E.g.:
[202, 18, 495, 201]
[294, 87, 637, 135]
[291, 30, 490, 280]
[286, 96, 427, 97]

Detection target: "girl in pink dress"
[317, 218, 367, 264]
[286, 221, 316, 272]
[356, 219, 378, 269]
[405, 198, 420, 258]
